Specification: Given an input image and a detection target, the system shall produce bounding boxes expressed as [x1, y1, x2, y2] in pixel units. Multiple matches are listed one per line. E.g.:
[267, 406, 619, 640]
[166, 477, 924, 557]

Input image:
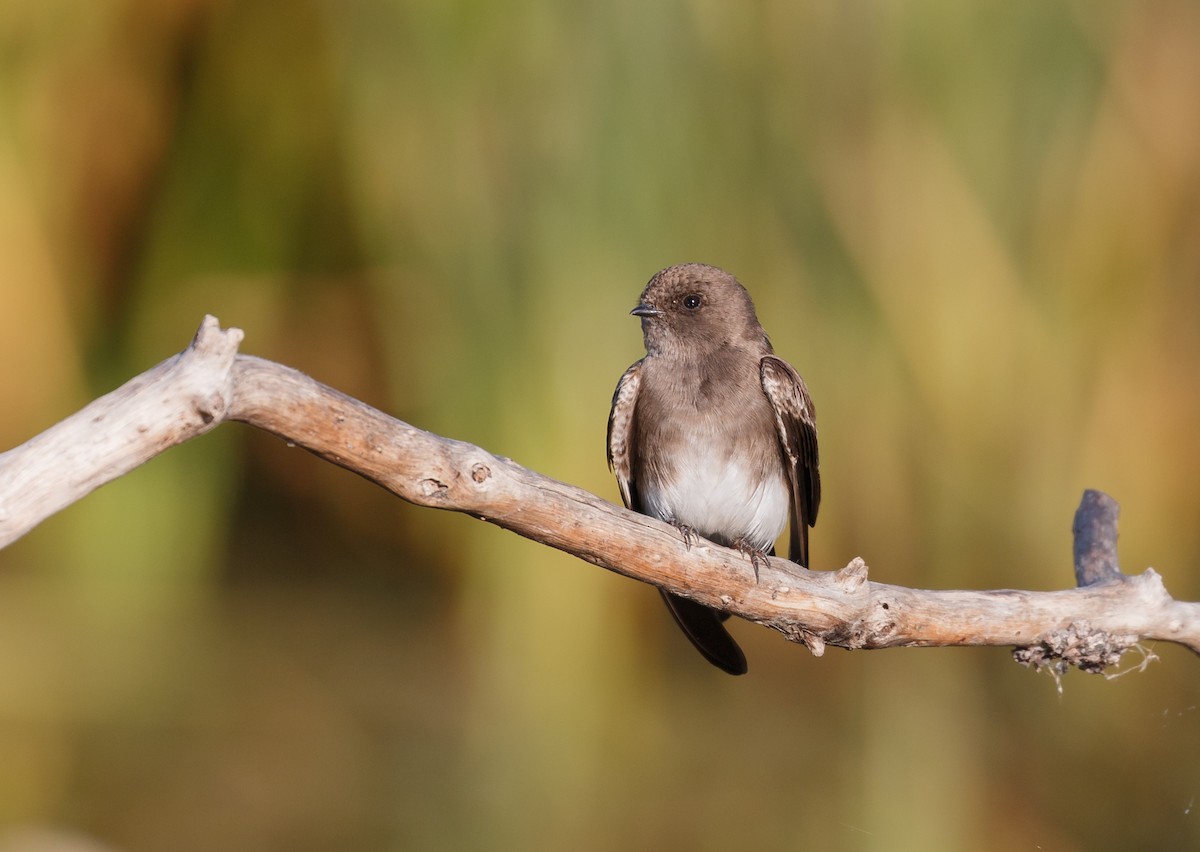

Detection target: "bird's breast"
[638, 434, 789, 553]
[633, 350, 789, 551]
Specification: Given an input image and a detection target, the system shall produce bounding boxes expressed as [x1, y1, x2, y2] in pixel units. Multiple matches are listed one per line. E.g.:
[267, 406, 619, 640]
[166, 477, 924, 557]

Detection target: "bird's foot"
[669, 521, 699, 550]
[732, 538, 770, 583]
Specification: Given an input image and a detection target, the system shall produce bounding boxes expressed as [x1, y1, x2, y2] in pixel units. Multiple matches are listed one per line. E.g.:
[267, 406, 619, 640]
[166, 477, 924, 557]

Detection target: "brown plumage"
[608, 263, 820, 675]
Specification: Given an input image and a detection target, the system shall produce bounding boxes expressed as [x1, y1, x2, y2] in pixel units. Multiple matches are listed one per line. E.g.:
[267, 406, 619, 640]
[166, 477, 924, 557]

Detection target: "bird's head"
[632, 263, 765, 358]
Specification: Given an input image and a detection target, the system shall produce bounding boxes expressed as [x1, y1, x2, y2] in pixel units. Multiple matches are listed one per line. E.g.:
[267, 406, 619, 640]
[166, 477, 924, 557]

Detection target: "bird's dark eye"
[682, 293, 703, 311]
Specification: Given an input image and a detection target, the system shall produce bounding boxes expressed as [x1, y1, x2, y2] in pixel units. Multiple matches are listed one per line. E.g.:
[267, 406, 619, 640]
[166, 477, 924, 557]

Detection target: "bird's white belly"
[641, 448, 789, 552]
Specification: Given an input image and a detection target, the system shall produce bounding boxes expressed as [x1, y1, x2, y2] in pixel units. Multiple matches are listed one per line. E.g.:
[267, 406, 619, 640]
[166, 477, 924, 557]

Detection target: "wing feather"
[606, 359, 643, 510]
[760, 356, 820, 567]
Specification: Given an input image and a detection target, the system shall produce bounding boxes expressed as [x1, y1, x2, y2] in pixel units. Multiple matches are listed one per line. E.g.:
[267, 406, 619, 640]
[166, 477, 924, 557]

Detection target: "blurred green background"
[2, 1, 1199, 850]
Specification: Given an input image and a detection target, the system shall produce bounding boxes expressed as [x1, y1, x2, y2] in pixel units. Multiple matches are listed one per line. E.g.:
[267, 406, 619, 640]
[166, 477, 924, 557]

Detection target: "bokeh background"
[2, 1, 1199, 850]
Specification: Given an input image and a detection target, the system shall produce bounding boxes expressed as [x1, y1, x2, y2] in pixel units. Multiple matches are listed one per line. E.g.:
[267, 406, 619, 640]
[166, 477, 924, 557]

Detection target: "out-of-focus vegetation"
[1, 1, 1199, 849]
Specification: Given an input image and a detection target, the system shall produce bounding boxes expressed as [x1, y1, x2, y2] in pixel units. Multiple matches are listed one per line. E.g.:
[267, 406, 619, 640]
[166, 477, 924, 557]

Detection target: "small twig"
[1073, 489, 1123, 586]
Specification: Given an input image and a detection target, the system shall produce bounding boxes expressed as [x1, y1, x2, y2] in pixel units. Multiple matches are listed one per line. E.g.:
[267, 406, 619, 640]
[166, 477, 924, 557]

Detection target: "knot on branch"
[193, 390, 229, 425]
[774, 621, 828, 657]
[833, 557, 869, 592]
[419, 478, 450, 499]
[1012, 622, 1136, 675]
[803, 632, 826, 657]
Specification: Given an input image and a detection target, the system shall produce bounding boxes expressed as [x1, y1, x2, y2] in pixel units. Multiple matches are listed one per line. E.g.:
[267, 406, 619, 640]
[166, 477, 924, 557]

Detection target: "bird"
[607, 263, 820, 675]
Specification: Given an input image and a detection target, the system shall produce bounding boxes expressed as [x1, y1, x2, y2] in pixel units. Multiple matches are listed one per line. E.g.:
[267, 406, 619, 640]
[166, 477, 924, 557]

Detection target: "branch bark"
[2, 317, 1197, 671]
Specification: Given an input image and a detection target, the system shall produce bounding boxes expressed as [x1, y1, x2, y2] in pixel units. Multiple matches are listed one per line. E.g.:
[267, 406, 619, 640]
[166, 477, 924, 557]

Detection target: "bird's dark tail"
[659, 590, 748, 675]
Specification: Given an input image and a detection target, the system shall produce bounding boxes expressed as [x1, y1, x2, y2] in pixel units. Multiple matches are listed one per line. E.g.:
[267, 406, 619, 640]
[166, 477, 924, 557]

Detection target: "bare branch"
[0, 317, 242, 548]
[3, 317, 1198, 672]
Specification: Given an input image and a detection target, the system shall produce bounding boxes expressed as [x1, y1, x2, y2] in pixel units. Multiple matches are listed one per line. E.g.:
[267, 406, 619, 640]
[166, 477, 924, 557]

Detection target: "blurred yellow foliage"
[1, 1, 1199, 850]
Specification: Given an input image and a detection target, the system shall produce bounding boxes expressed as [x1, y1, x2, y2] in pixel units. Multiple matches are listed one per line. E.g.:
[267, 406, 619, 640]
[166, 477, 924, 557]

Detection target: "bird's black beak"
[631, 303, 662, 318]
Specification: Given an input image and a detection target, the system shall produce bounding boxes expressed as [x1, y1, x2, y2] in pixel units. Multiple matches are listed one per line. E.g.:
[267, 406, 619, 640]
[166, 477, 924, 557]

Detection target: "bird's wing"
[760, 356, 820, 567]
[606, 359, 643, 510]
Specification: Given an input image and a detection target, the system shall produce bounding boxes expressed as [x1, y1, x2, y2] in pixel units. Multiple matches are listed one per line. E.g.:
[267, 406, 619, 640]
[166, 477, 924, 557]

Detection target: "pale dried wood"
[2, 316, 1197, 671]
[0, 318, 242, 548]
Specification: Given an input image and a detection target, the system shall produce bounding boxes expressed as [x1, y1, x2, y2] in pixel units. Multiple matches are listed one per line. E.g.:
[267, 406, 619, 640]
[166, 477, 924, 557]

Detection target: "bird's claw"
[670, 521, 699, 550]
[732, 538, 770, 583]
